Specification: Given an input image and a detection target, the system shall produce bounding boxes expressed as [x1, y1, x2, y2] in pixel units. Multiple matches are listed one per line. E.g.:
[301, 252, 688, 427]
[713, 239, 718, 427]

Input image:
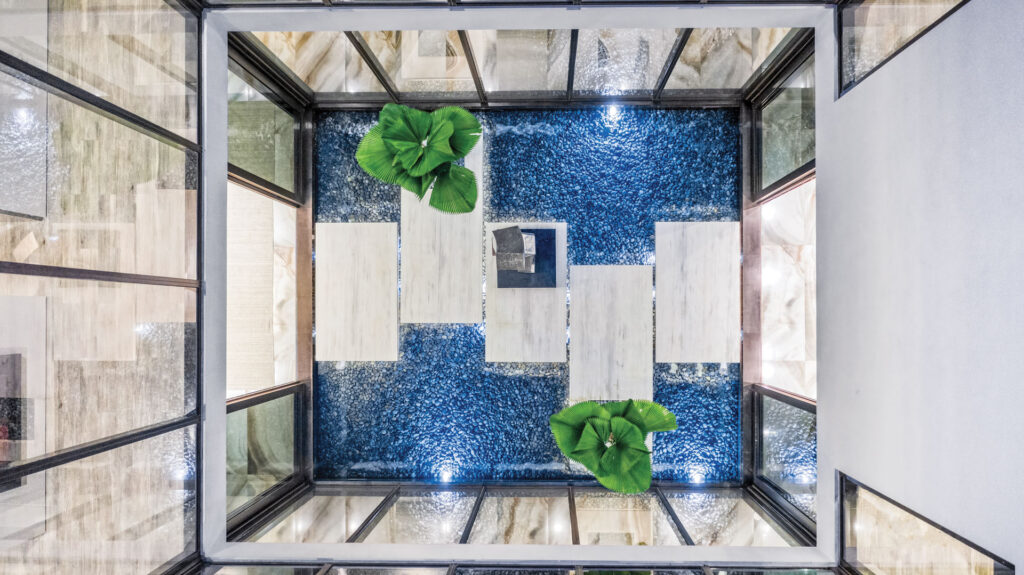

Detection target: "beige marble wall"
[467, 492, 573, 545]
[760, 180, 816, 399]
[665, 491, 794, 547]
[253, 32, 385, 94]
[667, 28, 792, 90]
[253, 493, 387, 543]
[574, 490, 681, 546]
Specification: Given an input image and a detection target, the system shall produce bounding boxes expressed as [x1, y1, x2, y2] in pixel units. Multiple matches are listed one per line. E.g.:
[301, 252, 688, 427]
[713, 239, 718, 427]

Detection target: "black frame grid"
[836, 0, 973, 98]
[838, 473, 1015, 574]
[0, 0, 205, 570]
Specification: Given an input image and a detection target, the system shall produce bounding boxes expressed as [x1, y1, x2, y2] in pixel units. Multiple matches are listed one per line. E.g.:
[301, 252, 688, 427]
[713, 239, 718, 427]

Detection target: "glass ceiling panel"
[574, 28, 679, 95]
[665, 28, 794, 91]
[362, 30, 476, 99]
[254, 32, 387, 96]
[465, 29, 571, 96]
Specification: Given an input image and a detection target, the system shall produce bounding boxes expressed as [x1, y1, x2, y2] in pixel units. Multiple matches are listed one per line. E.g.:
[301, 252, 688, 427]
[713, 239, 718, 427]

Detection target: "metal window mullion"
[0, 261, 200, 289]
[459, 486, 487, 543]
[654, 487, 695, 545]
[653, 28, 692, 103]
[0, 49, 198, 152]
[344, 31, 400, 103]
[566, 30, 579, 103]
[567, 486, 580, 545]
[315, 565, 334, 575]
[0, 414, 197, 484]
[457, 30, 488, 106]
[347, 486, 401, 542]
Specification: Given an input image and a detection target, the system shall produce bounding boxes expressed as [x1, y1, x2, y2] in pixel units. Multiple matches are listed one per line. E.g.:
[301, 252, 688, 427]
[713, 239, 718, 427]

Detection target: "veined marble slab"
[655, 222, 741, 364]
[315, 222, 398, 361]
[400, 142, 484, 324]
[568, 265, 653, 402]
[485, 222, 566, 363]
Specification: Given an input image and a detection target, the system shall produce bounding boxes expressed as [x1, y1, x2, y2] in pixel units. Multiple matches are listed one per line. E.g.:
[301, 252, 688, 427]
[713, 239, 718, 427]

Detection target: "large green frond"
[431, 106, 482, 158]
[429, 164, 477, 214]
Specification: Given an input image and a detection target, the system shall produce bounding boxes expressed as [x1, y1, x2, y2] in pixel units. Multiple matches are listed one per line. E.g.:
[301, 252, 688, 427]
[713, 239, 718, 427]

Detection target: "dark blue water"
[314, 107, 742, 483]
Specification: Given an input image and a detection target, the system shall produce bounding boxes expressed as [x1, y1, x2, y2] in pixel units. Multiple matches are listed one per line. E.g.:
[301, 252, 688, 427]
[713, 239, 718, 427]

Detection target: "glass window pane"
[842, 479, 1011, 573]
[361, 488, 477, 544]
[226, 393, 297, 514]
[0, 426, 196, 571]
[226, 181, 298, 398]
[666, 28, 792, 90]
[663, 489, 798, 546]
[0, 0, 197, 141]
[361, 31, 476, 99]
[206, 568, 322, 575]
[574, 490, 682, 546]
[466, 29, 571, 96]
[841, 0, 963, 89]
[228, 67, 296, 192]
[0, 273, 196, 465]
[249, 487, 391, 542]
[467, 488, 572, 545]
[760, 55, 815, 189]
[252, 32, 387, 96]
[0, 72, 198, 278]
[574, 29, 678, 95]
[760, 179, 816, 400]
[759, 396, 816, 519]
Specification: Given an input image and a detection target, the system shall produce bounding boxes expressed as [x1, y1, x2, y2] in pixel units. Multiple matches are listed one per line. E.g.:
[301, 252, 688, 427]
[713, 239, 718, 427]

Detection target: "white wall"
[817, 0, 1024, 565]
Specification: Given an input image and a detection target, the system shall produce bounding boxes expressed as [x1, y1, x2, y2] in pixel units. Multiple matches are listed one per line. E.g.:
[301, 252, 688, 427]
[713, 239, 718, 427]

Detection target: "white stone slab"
[315, 222, 398, 361]
[400, 142, 484, 324]
[485, 222, 567, 363]
[569, 265, 653, 402]
[655, 222, 740, 363]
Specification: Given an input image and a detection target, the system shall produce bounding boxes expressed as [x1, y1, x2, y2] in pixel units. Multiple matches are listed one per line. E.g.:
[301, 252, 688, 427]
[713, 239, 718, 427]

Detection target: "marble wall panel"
[315, 222, 398, 361]
[361, 491, 477, 544]
[485, 222, 566, 363]
[568, 265, 653, 402]
[665, 490, 794, 546]
[467, 491, 573, 545]
[253, 492, 387, 543]
[253, 31, 385, 94]
[400, 143, 483, 324]
[573, 490, 681, 546]
[656, 222, 741, 363]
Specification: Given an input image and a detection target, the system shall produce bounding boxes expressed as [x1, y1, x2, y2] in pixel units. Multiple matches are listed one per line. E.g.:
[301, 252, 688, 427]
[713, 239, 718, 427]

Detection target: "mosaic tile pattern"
[315, 324, 573, 481]
[484, 107, 741, 265]
[653, 363, 742, 484]
[315, 112, 400, 223]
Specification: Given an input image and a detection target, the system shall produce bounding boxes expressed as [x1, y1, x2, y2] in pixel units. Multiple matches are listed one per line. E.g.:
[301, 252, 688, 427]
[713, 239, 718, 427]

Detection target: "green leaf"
[594, 418, 651, 493]
[570, 420, 607, 473]
[623, 400, 678, 434]
[356, 124, 436, 198]
[429, 163, 478, 214]
[379, 104, 458, 177]
[594, 452, 652, 494]
[549, 402, 610, 457]
[603, 400, 632, 418]
[431, 106, 482, 158]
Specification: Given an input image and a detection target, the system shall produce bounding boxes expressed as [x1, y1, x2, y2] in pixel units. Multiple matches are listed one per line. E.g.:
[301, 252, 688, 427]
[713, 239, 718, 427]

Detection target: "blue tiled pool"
[314, 107, 742, 483]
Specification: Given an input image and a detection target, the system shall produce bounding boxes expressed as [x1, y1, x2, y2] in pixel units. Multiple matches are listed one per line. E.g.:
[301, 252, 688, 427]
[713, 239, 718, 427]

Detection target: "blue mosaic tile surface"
[315, 324, 575, 481]
[653, 363, 742, 484]
[484, 107, 741, 265]
[315, 112, 400, 223]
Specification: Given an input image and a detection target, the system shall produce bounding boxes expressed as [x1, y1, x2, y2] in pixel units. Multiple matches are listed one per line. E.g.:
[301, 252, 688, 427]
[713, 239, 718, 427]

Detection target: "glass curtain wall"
[0, 0, 201, 570]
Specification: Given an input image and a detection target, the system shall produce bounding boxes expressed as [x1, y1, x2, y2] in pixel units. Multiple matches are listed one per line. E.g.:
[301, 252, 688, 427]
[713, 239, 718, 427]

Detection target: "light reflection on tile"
[574, 490, 682, 546]
[361, 490, 477, 544]
[468, 489, 573, 545]
[663, 490, 797, 546]
[251, 490, 389, 542]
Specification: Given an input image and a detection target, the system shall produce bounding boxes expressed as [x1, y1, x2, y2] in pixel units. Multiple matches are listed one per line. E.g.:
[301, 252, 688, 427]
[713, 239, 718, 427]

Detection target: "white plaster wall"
[816, 0, 1024, 565]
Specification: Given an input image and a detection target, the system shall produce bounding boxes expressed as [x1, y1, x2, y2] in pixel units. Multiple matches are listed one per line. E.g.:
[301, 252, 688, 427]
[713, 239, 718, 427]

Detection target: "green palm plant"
[356, 103, 482, 214]
[550, 399, 677, 493]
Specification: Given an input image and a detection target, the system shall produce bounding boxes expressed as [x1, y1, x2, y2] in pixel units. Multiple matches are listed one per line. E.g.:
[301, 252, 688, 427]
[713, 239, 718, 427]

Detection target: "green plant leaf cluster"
[550, 399, 677, 494]
[355, 103, 482, 214]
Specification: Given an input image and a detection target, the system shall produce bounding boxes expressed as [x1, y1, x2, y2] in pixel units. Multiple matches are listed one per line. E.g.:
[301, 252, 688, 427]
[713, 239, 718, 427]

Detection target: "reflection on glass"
[665, 28, 793, 90]
[760, 56, 815, 188]
[841, 0, 963, 89]
[0, 0, 197, 141]
[361, 489, 477, 544]
[252, 32, 387, 96]
[842, 479, 1011, 574]
[574, 29, 677, 95]
[708, 571, 831, 575]
[467, 489, 572, 544]
[760, 180, 816, 400]
[663, 489, 797, 546]
[760, 397, 816, 519]
[361, 31, 476, 98]
[226, 394, 296, 514]
[0, 427, 196, 571]
[0, 73, 198, 278]
[206, 568, 321, 575]
[226, 181, 298, 398]
[0, 273, 195, 467]
[249, 487, 391, 542]
[228, 67, 296, 192]
[574, 490, 682, 546]
[466, 30, 571, 95]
